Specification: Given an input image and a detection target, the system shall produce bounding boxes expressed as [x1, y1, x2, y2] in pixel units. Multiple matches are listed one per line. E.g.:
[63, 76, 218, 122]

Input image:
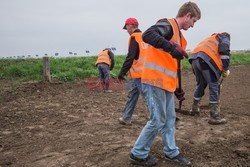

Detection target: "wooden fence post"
[43, 56, 51, 82]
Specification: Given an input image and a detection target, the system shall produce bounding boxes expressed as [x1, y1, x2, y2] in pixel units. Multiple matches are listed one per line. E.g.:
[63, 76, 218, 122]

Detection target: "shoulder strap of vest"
[167, 18, 181, 45]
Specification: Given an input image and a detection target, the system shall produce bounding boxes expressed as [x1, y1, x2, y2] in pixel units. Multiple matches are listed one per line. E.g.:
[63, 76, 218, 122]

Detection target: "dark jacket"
[142, 18, 176, 53]
[108, 49, 115, 70]
[217, 34, 230, 71]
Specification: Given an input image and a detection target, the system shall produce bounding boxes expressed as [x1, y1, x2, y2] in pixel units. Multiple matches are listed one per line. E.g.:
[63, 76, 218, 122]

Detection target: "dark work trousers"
[191, 58, 220, 103]
[97, 63, 110, 90]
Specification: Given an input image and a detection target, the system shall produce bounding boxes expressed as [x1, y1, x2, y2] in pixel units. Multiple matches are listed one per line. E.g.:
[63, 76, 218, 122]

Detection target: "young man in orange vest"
[189, 32, 231, 125]
[129, 2, 201, 166]
[118, 18, 147, 125]
[95, 48, 115, 93]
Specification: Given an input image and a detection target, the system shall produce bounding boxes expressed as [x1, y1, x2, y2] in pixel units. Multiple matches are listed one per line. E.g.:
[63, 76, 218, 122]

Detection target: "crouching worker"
[95, 48, 115, 93]
[189, 32, 231, 125]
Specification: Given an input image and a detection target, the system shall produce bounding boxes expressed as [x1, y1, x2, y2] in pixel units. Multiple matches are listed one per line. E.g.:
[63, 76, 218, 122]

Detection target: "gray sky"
[0, 0, 249, 58]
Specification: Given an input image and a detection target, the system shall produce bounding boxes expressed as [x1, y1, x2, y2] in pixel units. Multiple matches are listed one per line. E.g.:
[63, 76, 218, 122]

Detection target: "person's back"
[96, 48, 115, 92]
[189, 32, 231, 124]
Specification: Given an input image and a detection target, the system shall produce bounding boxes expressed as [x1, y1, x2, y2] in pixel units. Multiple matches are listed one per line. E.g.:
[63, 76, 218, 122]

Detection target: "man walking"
[129, 2, 201, 166]
[118, 18, 147, 125]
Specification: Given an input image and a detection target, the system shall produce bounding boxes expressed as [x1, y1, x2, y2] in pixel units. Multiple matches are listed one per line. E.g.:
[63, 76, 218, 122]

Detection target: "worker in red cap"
[118, 17, 147, 125]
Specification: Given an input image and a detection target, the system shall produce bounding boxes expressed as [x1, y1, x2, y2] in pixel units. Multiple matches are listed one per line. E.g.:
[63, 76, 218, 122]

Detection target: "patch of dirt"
[0, 64, 250, 167]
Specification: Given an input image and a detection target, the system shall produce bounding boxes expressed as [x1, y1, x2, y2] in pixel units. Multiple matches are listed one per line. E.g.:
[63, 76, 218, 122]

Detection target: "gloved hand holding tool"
[219, 70, 230, 94]
[175, 88, 185, 101]
[169, 41, 190, 115]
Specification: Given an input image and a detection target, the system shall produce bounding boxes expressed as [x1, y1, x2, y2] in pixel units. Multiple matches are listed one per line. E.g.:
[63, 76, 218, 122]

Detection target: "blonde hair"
[177, 1, 201, 20]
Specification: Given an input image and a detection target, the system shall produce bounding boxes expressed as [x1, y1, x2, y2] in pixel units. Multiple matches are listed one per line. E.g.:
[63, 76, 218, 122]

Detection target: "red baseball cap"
[123, 18, 139, 30]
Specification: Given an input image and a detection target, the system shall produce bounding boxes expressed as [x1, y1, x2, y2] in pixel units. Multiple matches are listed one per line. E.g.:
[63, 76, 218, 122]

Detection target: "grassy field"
[0, 53, 249, 81]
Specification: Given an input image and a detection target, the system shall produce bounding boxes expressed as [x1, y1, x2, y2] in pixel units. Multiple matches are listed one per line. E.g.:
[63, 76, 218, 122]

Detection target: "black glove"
[174, 88, 185, 101]
[118, 74, 125, 81]
[169, 41, 188, 60]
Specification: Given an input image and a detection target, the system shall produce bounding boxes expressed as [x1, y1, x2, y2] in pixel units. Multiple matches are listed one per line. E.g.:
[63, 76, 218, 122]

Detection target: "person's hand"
[118, 74, 125, 81]
[222, 70, 230, 78]
[174, 88, 185, 101]
[169, 41, 188, 60]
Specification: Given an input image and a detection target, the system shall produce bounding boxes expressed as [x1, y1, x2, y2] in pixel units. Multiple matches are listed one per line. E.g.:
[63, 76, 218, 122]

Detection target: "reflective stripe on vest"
[144, 62, 177, 78]
[141, 18, 187, 92]
[129, 57, 145, 73]
[130, 66, 144, 72]
[128, 32, 147, 78]
[192, 34, 222, 71]
[132, 57, 144, 65]
[95, 50, 111, 67]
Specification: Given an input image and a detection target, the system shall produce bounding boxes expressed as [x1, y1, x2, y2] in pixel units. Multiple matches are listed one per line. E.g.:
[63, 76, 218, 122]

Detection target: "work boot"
[129, 153, 158, 166]
[165, 153, 191, 166]
[208, 103, 227, 125]
[189, 99, 200, 116]
[118, 117, 131, 125]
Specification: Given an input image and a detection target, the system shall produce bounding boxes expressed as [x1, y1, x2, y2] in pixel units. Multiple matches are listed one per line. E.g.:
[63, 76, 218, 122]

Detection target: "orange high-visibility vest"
[95, 50, 111, 67]
[141, 18, 187, 92]
[128, 32, 147, 78]
[192, 33, 223, 71]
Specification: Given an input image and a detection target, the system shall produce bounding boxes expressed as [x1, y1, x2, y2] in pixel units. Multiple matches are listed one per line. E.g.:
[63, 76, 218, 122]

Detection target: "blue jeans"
[122, 78, 142, 121]
[97, 63, 110, 89]
[131, 84, 179, 159]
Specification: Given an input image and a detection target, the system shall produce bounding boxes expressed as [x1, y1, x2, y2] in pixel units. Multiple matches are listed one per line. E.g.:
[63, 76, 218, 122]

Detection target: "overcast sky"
[0, 0, 250, 58]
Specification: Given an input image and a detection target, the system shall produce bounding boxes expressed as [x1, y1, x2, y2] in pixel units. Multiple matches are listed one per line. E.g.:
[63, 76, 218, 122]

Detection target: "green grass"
[0, 59, 43, 80]
[230, 53, 250, 64]
[0, 53, 249, 81]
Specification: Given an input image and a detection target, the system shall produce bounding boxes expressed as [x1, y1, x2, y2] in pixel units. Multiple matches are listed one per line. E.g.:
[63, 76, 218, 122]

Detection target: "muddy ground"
[0, 64, 249, 167]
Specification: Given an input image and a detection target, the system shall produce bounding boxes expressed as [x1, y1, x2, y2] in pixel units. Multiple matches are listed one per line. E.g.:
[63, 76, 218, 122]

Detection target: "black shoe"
[165, 154, 191, 166]
[129, 153, 158, 166]
[118, 117, 132, 125]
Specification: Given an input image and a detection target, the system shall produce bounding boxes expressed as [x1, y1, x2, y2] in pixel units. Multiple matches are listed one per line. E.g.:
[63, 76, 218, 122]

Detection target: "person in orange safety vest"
[189, 32, 231, 125]
[118, 18, 148, 125]
[129, 2, 201, 166]
[95, 48, 115, 93]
